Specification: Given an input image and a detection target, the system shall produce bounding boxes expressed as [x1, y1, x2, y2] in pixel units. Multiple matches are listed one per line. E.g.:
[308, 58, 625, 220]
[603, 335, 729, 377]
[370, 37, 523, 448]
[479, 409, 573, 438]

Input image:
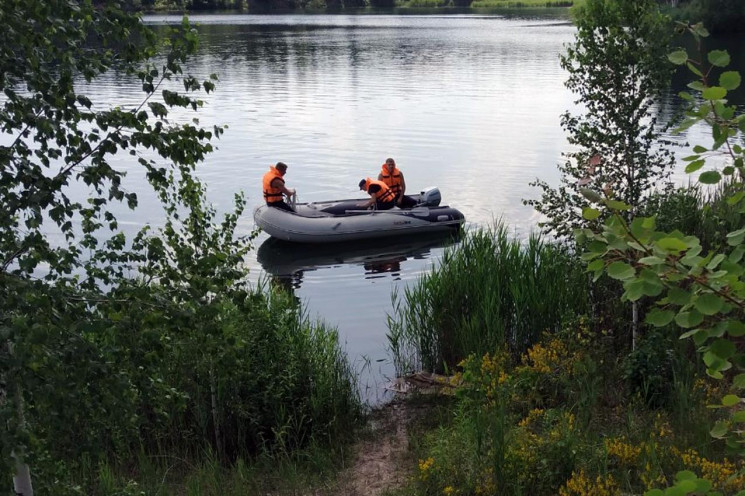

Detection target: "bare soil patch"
[332, 397, 431, 496]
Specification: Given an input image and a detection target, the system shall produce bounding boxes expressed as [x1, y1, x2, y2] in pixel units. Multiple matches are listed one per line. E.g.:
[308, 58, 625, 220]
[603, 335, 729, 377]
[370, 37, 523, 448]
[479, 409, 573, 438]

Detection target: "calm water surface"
[89, 12, 741, 404]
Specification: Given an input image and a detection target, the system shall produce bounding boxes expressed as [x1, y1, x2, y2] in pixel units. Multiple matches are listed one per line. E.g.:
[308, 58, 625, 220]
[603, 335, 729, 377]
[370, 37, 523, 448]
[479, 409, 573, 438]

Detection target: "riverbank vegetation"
[386, 0, 745, 494]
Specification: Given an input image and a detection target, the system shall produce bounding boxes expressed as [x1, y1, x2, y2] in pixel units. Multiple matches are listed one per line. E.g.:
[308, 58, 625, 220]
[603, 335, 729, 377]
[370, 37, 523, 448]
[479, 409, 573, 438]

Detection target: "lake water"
[90, 12, 742, 404]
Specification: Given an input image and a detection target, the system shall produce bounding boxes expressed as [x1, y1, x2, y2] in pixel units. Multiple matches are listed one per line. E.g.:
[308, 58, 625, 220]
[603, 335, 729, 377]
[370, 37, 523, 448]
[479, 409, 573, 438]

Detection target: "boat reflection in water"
[256, 231, 460, 290]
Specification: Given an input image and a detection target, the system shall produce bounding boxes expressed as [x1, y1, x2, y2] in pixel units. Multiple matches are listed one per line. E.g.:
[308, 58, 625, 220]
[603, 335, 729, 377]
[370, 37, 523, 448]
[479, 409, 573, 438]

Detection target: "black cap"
[359, 179, 366, 190]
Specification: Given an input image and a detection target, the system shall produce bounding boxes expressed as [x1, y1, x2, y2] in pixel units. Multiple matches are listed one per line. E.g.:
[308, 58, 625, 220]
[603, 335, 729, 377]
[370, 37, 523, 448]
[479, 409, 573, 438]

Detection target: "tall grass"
[388, 223, 589, 374]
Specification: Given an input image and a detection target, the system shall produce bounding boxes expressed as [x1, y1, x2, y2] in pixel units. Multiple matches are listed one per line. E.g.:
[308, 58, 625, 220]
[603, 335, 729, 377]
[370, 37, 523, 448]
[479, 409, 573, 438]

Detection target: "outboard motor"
[418, 187, 442, 207]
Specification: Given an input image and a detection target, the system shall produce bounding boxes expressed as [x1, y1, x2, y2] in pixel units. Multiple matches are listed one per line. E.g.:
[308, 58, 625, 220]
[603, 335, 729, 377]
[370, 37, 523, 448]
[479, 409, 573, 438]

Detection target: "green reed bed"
[388, 223, 589, 375]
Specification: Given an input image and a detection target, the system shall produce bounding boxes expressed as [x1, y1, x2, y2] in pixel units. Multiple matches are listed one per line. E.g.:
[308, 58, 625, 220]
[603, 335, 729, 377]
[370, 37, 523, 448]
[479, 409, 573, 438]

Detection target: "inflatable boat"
[253, 187, 464, 243]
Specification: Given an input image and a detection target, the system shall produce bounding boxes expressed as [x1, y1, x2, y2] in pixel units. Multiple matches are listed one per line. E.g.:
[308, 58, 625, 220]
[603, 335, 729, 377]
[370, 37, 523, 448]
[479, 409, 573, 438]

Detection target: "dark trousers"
[397, 195, 418, 208]
[267, 201, 294, 212]
[375, 200, 395, 210]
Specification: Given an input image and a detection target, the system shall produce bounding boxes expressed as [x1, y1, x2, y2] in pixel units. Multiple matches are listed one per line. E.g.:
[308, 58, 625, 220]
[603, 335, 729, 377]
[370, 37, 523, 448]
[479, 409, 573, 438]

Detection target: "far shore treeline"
[112, 0, 745, 34]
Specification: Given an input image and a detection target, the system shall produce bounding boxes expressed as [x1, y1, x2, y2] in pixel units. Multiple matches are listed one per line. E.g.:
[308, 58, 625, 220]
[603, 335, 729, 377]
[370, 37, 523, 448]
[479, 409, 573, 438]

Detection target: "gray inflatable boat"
[253, 187, 464, 243]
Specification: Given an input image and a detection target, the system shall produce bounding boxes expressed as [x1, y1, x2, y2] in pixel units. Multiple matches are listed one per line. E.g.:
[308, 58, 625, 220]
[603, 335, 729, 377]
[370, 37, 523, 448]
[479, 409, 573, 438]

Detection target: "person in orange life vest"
[378, 158, 416, 208]
[377, 157, 417, 208]
[262, 162, 295, 212]
[358, 177, 396, 210]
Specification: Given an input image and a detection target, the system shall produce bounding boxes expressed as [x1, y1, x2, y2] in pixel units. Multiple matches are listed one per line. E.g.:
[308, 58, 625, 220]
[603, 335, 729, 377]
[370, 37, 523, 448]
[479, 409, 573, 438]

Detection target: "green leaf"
[708, 50, 730, 67]
[646, 309, 675, 327]
[727, 227, 745, 246]
[642, 217, 656, 229]
[722, 394, 740, 407]
[710, 421, 729, 438]
[582, 207, 600, 220]
[645, 490, 664, 496]
[668, 287, 692, 305]
[639, 256, 664, 265]
[606, 199, 631, 211]
[677, 480, 697, 493]
[607, 262, 635, 280]
[734, 373, 745, 389]
[656, 237, 688, 253]
[720, 71, 741, 90]
[676, 310, 703, 329]
[687, 61, 703, 77]
[579, 188, 603, 203]
[702, 87, 726, 100]
[675, 471, 697, 482]
[692, 145, 708, 153]
[694, 478, 712, 493]
[694, 293, 724, 315]
[710, 338, 736, 359]
[587, 259, 604, 271]
[663, 486, 685, 496]
[727, 191, 745, 206]
[668, 50, 688, 65]
[684, 159, 706, 173]
[706, 253, 726, 270]
[675, 118, 698, 133]
[680, 328, 704, 340]
[726, 320, 745, 337]
[699, 171, 721, 184]
[687, 81, 705, 92]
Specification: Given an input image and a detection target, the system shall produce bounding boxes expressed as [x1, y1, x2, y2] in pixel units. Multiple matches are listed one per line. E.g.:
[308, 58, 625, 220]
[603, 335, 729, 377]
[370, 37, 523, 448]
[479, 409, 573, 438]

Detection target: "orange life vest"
[364, 177, 396, 204]
[380, 164, 403, 198]
[262, 166, 285, 203]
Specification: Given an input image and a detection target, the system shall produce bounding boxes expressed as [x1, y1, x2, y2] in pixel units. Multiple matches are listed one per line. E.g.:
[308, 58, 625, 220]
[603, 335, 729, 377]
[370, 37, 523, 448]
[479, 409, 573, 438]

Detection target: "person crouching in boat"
[263, 162, 295, 212]
[358, 177, 396, 210]
[378, 157, 417, 208]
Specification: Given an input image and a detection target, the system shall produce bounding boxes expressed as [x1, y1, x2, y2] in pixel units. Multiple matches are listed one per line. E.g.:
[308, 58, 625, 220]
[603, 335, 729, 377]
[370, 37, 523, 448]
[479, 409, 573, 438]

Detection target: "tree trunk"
[210, 363, 224, 458]
[632, 300, 639, 351]
[12, 380, 33, 495]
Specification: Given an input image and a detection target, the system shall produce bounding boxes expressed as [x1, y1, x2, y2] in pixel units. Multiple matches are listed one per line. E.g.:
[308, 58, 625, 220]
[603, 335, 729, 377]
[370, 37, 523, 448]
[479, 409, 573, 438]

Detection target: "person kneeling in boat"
[378, 157, 417, 208]
[358, 177, 396, 210]
[263, 162, 295, 212]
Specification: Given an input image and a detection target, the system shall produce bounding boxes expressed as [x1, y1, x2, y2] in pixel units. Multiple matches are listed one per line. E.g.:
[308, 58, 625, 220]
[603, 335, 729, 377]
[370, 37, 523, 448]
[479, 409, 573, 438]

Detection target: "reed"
[388, 223, 589, 374]
[644, 180, 745, 254]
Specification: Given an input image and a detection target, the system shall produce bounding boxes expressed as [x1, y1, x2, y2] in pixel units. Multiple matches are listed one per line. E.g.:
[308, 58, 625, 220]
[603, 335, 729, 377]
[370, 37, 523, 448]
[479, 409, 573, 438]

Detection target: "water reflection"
[256, 230, 459, 289]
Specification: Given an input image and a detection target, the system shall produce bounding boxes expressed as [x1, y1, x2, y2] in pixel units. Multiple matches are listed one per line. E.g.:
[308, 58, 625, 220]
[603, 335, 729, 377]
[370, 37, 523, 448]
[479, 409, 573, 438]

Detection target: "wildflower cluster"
[459, 350, 512, 406]
[419, 457, 436, 481]
[516, 321, 592, 378]
[693, 377, 724, 406]
[673, 448, 745, 494]
[508, 409, 578, 492]
[605, 437, 642, 467]
[559, 469, 620, 496]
